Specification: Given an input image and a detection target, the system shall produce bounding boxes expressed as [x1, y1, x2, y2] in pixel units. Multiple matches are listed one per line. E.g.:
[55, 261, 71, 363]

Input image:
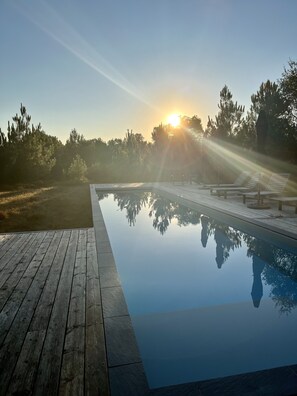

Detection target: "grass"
[0, 183, 93, 233]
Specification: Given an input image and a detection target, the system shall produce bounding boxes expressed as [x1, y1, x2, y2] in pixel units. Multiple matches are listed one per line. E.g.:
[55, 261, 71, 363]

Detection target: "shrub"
[65, 154, 88, 183]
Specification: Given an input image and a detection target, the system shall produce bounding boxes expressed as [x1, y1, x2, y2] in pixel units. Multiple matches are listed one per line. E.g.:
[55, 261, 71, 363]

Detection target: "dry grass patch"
[0, 184, 93, 233]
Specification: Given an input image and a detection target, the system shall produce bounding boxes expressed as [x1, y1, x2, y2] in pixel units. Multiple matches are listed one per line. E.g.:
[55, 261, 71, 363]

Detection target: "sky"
[0, 0, 297, 143]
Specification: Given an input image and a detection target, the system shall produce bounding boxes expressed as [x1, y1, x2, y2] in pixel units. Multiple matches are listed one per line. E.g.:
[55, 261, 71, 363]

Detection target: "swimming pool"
[97, 190, 297, 389]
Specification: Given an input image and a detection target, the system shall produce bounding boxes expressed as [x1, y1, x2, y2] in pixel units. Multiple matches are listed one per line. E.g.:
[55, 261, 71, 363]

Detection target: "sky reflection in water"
[98, 191, 297, 388]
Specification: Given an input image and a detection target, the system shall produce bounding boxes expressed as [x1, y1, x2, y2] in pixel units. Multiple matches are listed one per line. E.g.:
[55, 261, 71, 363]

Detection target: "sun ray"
[11, 0, 159, 112]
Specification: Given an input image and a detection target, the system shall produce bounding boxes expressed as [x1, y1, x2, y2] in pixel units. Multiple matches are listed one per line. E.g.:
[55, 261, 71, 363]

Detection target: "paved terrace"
[0, 182, 297, 395]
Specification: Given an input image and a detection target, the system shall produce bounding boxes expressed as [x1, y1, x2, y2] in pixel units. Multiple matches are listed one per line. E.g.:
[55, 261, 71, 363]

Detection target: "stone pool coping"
[90, 183, 297, 396]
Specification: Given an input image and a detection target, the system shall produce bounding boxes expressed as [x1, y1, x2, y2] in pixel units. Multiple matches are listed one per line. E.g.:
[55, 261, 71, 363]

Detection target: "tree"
[56, 129, 87, 177]
[0, 128, 5, 146]
[7, 103, 31, 143]
[151, 117, 202, 181]
[279, 59, 297, 125]
[151, 124, 169, 148]
[235, 110, 257, 149]
[66, 129, 85, 145]
[1, 104, 61, 182]
[207, 86, 245, 141]
[180, 115, 204, 138]
[65, 154, 88, 182]
[251, 80, 297, 159]
[124, 129, 149, 166]
[19, 126, 61, 180]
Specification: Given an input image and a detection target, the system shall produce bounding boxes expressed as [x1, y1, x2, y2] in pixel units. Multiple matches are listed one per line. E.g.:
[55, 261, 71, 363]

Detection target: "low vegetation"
[0, 183, 92, 233]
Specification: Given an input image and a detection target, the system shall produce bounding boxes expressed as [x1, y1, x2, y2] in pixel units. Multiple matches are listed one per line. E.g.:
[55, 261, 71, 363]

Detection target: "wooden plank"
[5, 330, 46, 396]
[33, 230, 79, 396]
[59, 229, 87, 395]
[0, 231, 62, 395]
[0, 233, 33, 271]
[85, 228, 109, 396]
[0, 231, 47, 311]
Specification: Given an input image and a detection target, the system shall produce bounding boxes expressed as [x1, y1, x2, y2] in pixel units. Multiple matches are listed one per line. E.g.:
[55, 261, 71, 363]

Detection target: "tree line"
[1, 60, 297, 184]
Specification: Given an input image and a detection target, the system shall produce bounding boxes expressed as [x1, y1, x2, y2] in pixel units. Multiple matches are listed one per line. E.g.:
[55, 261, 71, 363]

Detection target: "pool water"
[98, 191, 297, 389]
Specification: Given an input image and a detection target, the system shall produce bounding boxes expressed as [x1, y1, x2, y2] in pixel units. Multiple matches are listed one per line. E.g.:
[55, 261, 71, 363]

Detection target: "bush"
[86, 162, 103, 182]
[65, 154, 88, 183]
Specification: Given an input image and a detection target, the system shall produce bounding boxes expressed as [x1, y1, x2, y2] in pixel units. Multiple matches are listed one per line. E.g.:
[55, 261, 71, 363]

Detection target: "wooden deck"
[0, 228, 109, 396]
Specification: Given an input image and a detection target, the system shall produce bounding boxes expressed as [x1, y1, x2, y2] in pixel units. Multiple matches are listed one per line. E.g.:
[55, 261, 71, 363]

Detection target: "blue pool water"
[98, 191, 297, 389]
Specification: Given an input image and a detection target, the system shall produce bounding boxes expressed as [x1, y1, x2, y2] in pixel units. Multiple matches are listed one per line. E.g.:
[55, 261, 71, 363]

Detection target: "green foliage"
[251, 80, 297, 159]
[86, 162, 103, 182]
[180, 115, 204, 137]
[66, 128, 85, 145]
[207, 85, 245, 141]
[0, 104, 61, 182]
[20, 128, 60, 180]
[150, 117, 203, 181]
[279, 60, 297, 124]
[65, 154, 88, 182]
[0, 128, 5, 146]
[234, 110, 257, 149]
[7, 103, 31, 143]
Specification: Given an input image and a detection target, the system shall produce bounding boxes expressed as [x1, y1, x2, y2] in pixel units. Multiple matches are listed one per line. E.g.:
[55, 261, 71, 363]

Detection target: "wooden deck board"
[85, 228, 109, 396]
[59, 229, 86, 395]
[0, 228, 108, 396]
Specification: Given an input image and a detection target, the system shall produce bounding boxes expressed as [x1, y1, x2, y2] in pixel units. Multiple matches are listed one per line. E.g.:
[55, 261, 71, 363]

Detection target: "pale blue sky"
[1, 0, 296, 142]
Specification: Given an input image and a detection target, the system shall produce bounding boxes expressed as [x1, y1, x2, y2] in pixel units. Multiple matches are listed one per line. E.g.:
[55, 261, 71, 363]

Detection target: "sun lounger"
[242, 173, 290, 204]
[268, 196, 297, 214]
[195, 171, 251, 190]
[207, 171, 251, 193]
[212, 173, 261, 199]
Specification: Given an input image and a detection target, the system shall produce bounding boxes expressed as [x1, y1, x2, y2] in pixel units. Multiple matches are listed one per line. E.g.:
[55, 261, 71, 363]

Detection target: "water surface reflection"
[98, 191, 297, 313]
[98, 191, 297, 387]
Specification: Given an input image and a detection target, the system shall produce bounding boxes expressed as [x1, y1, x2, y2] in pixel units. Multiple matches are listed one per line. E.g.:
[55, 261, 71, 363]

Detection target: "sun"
[167, 113, 180, 128]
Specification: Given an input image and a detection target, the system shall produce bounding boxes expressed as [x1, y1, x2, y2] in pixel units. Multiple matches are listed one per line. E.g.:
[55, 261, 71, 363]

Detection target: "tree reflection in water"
[98, 191, 297, 313]
[113, 191, 149, 226]
[246, 237, 297, 313]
